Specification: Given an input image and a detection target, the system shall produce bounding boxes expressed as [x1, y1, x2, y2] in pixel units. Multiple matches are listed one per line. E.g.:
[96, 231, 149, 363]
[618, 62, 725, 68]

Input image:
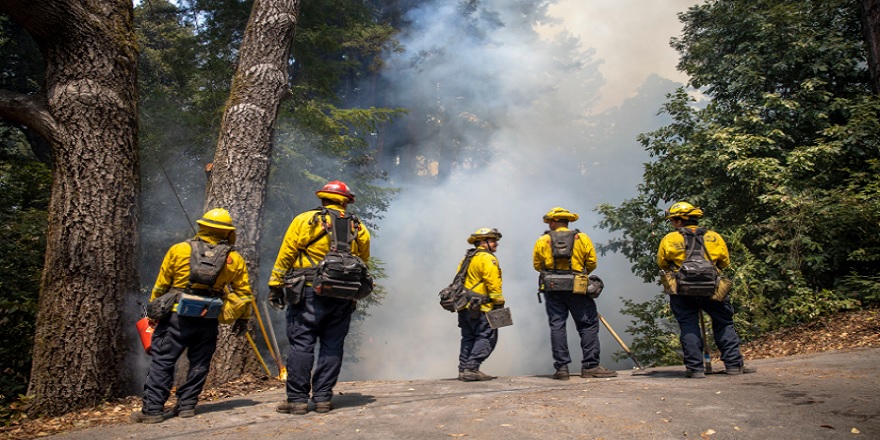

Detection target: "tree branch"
[0, 90, 61, 147]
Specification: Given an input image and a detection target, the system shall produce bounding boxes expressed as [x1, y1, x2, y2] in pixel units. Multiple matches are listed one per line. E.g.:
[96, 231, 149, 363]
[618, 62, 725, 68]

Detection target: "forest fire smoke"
[342, 0, 681, 381]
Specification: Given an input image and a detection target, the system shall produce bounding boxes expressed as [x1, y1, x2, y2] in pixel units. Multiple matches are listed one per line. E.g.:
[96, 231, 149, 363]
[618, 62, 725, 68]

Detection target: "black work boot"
[473, 370, 496, 380]
[553, 367, 570, 381]
[722, 365, 757, 375]
[276, 401, 308, 415]
[314, 401, 333, 413]
[165, 406, 195, 418]
[461, 369, 495, 381]
[130, 410, 163, 424]
[685, 369, 706, 378]
[581, 366, 618, 378]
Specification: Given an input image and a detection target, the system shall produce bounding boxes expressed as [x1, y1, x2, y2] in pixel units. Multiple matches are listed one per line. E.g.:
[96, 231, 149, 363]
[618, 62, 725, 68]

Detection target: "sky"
[343, 0, 703, 381]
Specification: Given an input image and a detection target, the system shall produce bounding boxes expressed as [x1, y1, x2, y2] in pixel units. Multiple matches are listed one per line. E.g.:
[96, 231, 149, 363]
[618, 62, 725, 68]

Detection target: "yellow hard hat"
[543, 207, 579, 223]
[665, 202, 704, 220]
[196, 208, 236, 231]
[467, 227, 502, 244]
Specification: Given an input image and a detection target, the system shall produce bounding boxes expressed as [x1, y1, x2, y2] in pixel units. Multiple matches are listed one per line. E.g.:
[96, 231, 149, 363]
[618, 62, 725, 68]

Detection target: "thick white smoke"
[345, 0, 693, 380]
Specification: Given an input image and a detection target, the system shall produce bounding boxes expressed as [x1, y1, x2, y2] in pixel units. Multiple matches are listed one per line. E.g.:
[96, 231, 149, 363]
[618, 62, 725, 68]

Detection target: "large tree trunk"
[205, 0, 300, 383]
[0, 0, 139, 416]
[862, 0, 880, 94]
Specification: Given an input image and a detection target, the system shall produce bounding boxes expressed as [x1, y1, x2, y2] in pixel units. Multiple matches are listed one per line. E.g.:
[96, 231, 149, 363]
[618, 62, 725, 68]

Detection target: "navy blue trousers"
[458, 311, 498, 371]
[284, 287, 353, 403]
[669, 295, 744, 372]
[543, 291, 600, 371]
[142, 313, 219, 414]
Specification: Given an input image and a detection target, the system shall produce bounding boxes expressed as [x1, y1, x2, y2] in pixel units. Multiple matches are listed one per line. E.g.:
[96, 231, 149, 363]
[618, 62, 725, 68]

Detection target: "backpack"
[549, 229, 577, 260]
[188, 238, 233, 287]
[539, 230, 590, 294]
[674, 228, 719, 296]
[439, 248, 487, 312]
[310, 208, 373, 300]
[149, 238, 232, 321]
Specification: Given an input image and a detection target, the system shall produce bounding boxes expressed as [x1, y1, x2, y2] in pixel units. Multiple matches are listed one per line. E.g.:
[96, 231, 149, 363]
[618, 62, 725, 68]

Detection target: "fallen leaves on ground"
[740, 309, 880, 360]
[0, 374, 278, 440]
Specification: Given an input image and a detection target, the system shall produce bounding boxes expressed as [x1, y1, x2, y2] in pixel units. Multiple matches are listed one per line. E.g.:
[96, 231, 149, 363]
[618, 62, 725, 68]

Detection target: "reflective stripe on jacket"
[657, 226, 730, 271]
[532, 226, 598, 273]
[457, 245, 503, 312]
[268, 204, 371, 287]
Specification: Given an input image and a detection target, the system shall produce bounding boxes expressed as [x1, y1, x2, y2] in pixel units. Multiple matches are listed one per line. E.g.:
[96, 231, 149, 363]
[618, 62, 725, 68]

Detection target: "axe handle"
[598, 313, 644, 369]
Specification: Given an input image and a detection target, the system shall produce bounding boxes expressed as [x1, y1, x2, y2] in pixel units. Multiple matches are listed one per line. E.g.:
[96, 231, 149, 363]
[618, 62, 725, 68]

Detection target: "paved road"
[53, 348, 878, 439]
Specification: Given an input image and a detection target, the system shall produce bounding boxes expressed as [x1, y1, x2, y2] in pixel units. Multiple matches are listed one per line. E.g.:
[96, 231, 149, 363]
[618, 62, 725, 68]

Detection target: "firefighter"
[268, 180, 371, 415]
[533, 207, 617, 380]
[131, 208, 253, 424]
[657, 202, 755, 378]
[455, 228, 505, 381]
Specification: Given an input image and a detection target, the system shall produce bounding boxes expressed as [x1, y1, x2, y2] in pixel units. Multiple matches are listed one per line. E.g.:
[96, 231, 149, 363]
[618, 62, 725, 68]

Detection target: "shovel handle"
[598, 313, 644, 370]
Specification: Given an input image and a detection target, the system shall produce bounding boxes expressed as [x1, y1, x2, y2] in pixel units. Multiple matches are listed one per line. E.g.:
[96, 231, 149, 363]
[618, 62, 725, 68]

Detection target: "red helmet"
[316, 180, 355, 202]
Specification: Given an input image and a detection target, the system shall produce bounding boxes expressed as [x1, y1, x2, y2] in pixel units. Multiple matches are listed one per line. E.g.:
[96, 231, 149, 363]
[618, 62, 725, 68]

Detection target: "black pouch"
[147, 290, 179, 321]
[541, 272, 575, 292]
[586, 274, 605, 299]
[439, 286, 469, 312]
[283, 272, 308, 306]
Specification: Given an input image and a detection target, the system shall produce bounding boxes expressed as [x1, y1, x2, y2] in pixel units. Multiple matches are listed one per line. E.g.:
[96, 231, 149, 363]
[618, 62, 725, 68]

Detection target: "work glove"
[268, 286, 285, 310]
[231, 319, 249, 337]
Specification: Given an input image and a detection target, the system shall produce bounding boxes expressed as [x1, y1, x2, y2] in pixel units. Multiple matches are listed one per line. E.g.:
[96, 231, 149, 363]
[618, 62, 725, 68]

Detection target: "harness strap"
[677, 227, 713, 270]
[298, 208, 359, 266]
[545, 229, 584, 273]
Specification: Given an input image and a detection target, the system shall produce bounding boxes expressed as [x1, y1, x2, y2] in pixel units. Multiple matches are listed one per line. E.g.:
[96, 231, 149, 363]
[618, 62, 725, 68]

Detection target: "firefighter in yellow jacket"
[533, 207, 616, 380]
[132, 208, 253, 424]
[268, 180, 371, 415]
[658, 201, 754, 378]
[456, 228, 504, 382]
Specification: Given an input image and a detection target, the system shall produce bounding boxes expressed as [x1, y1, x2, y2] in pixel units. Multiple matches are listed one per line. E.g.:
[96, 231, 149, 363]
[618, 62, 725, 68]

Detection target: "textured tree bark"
[861, 0, 880, 94]
[0, 0, 140, 416]
[205, 0, 301, 383]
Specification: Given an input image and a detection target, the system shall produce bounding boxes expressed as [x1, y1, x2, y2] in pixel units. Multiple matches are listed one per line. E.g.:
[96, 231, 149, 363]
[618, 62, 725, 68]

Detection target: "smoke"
[538, 0, 698, 113]
[345, 0, 689, 380]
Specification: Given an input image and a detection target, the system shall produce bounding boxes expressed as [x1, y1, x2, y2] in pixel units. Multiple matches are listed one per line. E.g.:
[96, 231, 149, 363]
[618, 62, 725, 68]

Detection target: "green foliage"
[601, 0, 879, 351]
[613, 295, 682, 367]
[135, 0, 403, 271]
[0, 128, 49, 407]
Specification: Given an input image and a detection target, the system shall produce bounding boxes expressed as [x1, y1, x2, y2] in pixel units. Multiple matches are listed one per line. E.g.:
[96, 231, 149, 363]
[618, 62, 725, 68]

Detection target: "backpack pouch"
[541, 273, 575, 292]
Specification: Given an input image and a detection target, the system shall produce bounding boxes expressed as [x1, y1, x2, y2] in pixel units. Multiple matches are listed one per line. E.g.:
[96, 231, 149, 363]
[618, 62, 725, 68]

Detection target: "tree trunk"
[0, 0, 140, 416]
[861, 0, 880, 94]
[205, 0, 300, 383]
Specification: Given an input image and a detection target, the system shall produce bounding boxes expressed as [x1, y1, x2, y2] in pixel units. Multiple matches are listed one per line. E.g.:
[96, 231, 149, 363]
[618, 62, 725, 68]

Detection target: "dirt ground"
[26, 348, 880, 440]
[2, 308, 877, 440]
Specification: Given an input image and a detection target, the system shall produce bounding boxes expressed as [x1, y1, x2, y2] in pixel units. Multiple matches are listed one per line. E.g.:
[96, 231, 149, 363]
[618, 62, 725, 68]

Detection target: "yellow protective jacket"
[457, 245, 503, 313]
[533, 227, 598, 273]
[150, 230, 253, 323]
[268, 205, 371, 287]
[657, 226, 730, 271]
